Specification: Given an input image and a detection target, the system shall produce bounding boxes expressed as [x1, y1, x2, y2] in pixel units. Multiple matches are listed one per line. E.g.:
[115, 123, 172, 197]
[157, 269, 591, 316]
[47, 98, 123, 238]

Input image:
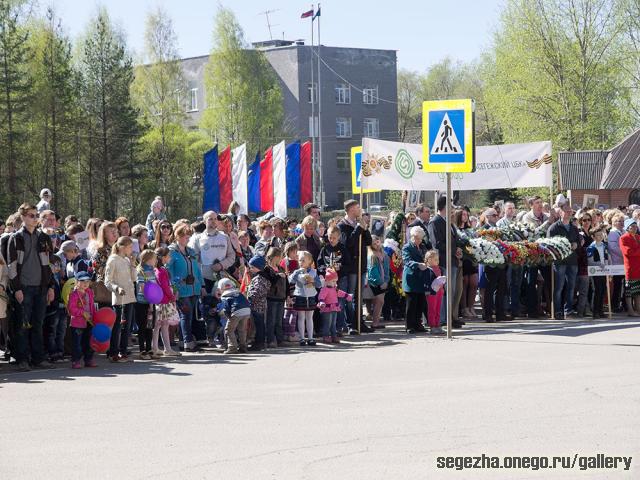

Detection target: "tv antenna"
[259, 9, 280, 40]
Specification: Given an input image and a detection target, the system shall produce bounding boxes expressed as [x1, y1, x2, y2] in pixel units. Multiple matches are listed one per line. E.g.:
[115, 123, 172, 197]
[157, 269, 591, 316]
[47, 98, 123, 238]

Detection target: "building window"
[336, 151, 350, 172]
[630, 189, 640, 205]
[309, 116, 319, 137]
[336, 117, 352, 138]
[363, 118, 379, 138]
[335, 83, 351, 104]
[363, 86, 378, 105]
[188, 88, 198, 112]
[307, 83, 317, 104]
[336, 188, 352, 207]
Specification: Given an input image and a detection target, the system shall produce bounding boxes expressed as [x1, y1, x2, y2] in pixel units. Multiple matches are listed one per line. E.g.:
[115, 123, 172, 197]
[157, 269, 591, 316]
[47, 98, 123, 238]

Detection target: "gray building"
[179, 40, 398, 209]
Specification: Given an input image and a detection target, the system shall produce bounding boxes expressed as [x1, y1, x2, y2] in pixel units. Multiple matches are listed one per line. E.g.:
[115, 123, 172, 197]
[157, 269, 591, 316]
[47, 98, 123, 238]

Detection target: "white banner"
[360, 138, 552, 191]
[588, 264, 625, 277]
[272, 140, 287, 219]
[231, 143, 248, 215]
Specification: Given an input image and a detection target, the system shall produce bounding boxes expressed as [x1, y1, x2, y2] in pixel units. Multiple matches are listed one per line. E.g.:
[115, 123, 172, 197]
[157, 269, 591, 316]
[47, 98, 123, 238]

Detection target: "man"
[304, 203, 321, 222]
[37, 188, 52, 213]
[497, 202, 521, 318]
[522, 196, 557, 318]
[189, 211, 236, 346]
[39, 209, 62, 250]
[7, 203, 56, 371]
[548, 204, 580, 319]
[482, 208, 508, 322]
[406, 204, 433, 248]
[338, 199, 373, 334]
[427, 196, 464, 329]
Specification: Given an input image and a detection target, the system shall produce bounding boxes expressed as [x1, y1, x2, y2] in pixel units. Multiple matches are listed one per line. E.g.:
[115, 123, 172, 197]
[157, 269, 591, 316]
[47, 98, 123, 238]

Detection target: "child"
[67, 272, 97, 369]
[280, 241, 299, 342]
[246, 255, 271, 351]
[45, 257, 66, 362]
[587, 227, 609, 319]
[289, 250, 322, 346]
[104, 236, 137, 362]
[217, 277, 251, 354]
[425, 250, 446, 335]
[317, 226, 352, 334]
[318, 268, 352, 343]
[135, 250, 158, 359]
[59, 240, 89, 280]
[264, 247, 288, 348]
[154, 247, 181, 356]
[366, 235, 390, 329]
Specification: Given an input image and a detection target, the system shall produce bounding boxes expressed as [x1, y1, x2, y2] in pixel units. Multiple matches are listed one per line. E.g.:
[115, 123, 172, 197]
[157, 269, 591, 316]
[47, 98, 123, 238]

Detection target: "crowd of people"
[1, 188, 640, 372]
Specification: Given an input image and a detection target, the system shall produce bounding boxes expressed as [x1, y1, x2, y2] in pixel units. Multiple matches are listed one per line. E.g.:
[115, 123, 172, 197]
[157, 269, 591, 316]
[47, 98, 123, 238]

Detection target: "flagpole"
[316, 4, 323, 208]
[309, 4, 317, 205]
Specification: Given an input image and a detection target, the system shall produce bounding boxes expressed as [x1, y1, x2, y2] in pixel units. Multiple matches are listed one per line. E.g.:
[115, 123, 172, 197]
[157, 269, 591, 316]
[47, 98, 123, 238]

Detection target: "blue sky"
[44, 0, 502, 71]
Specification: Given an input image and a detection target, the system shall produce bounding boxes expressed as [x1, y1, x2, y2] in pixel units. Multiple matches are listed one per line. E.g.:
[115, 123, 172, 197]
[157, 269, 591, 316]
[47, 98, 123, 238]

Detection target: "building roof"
[600, 129, 640, 189]
[558, 150, 609, 190]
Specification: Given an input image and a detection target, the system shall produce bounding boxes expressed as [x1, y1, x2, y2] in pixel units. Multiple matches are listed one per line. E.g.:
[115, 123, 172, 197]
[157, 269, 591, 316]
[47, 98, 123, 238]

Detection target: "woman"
[589, 209, 603, 229]
[402, 226, 430, 334]
[115, 216, 131, 238]
[222, 216, 242, 279]
[367, 235, 390, 329]
[168, 224, 204, 352]
[237, 214, 257, 246]
[150, 220, 173, 250]
[90, 221, 118, 307]
[620, 219, 640, 316]
[85, 217, 103, 258]
[227, 201, 240, 226]
[608, 213, 626, 312]
[131, 224, 149, 261]
[575, 211, 593, 317]
[295, 216, 322, 263]
[455, 209, 478, 318]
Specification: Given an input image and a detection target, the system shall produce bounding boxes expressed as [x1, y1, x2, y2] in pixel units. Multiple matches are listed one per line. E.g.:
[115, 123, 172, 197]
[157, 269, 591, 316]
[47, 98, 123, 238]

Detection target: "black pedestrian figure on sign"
[436, 120, 457, 153]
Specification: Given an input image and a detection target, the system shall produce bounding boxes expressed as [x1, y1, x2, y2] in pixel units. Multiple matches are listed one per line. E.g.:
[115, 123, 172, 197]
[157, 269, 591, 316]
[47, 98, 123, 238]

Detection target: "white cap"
[40, 188, 52, 198]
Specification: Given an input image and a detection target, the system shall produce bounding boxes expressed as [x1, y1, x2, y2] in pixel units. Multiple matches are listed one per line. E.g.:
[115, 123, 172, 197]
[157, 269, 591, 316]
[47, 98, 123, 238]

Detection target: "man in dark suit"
[407, 204, 432, 250]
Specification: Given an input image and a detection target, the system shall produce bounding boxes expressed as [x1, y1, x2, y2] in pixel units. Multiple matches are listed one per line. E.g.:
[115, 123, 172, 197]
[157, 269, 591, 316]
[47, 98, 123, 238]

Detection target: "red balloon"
[94, 307, 116, 327]
[90, 338, 110, 353]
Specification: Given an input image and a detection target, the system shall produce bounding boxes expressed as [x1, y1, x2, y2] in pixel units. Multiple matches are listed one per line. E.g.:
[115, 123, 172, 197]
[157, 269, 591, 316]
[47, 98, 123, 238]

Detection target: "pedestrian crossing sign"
[422, 98, 475, 173]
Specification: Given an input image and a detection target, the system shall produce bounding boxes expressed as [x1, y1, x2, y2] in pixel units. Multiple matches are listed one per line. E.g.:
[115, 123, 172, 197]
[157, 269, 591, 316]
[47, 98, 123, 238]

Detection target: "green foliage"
[201, 7, 285, 155]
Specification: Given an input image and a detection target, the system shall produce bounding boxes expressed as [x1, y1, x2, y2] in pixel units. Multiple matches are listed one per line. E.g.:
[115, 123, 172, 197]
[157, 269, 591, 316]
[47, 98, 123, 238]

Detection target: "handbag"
[91, 281, 111, 304]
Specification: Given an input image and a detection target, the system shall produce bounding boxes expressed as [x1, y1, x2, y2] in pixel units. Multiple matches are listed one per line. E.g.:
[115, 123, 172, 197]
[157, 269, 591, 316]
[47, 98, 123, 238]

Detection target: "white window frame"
[307, 83, 317, 104]
[363, 118, 379, 138]
[335, 83, 351, 104]
[363, 85, 379, 105]
[336, 151, 350, 172]
[336, 117, 352, 138]
[188, 88, 198, 112]
[309, 116, 319, 137]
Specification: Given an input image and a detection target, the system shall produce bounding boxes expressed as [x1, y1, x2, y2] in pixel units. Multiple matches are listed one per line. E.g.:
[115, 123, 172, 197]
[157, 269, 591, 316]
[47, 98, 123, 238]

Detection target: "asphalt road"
[2, 317, 639, 479]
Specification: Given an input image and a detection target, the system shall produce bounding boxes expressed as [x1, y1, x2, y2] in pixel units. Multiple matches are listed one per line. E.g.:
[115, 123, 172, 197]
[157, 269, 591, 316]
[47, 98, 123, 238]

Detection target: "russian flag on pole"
[231, 144, 248, 214]
[202, 145, 220, 213]
[260, 147, 274, 212]
[247, 152, 261, 213]
[272, 140, 287, 218]
[218, 145, 232, 213]
[300, 141, 313, 205]
[286, 141, 301, 208]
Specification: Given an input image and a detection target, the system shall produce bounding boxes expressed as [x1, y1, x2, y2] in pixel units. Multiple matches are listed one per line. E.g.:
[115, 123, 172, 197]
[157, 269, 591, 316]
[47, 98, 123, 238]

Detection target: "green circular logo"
[395, 149, 415, 179]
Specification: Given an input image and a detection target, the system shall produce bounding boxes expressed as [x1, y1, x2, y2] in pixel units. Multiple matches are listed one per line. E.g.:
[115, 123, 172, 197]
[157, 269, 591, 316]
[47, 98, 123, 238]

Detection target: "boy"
[587, 227, 609, 319]
[246, 255, 271, 351]
[59, 240, 89, 281]
[263, 247, 288, 348]
[217, 278, 251, 354]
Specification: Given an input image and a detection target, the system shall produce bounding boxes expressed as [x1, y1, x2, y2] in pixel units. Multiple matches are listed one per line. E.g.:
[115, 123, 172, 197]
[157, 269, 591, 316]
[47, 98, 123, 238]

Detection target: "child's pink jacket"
[68, 288, 97, 328]
[155, 267, 176, 304]
[318, 285, 352, 313]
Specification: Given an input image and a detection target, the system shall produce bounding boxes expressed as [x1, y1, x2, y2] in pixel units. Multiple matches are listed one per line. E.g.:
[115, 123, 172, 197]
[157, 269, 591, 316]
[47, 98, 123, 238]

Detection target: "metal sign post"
[445, 173, 452, 338]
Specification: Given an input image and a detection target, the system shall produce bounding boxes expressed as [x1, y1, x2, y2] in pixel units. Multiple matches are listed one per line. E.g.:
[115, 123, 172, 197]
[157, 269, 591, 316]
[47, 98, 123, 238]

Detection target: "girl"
[289, 250, 322, 346]
[280, 241, 299, 342]
[115, 217, 131, 238]
[366, 235, 390, 329]
[135, 249, 158, 359]
[67, 272, 98, 369]
[317, 268, 351, 343]
[104, 236, 137, 362]
[85, 217, 103, 258]
[425, 250, 445, 335]
[168, 224, 204, 352]
[154, 247, 181, 356]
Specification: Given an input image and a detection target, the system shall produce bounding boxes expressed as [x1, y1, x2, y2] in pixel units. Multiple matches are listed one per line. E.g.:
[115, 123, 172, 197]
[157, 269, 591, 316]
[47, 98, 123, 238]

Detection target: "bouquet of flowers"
[467, 238, 505, 266]
[495, 240, 527, 265]
[476, 228, 502, 241]
[536, 237, 572, 262]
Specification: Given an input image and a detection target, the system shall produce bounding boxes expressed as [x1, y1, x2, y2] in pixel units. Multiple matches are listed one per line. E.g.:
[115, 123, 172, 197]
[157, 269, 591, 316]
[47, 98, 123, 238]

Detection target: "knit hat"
[59, 240, 78, 254]
[248, 255, 266, 270]
[624, 218, 637, 231]
[324, 268, 338, 283]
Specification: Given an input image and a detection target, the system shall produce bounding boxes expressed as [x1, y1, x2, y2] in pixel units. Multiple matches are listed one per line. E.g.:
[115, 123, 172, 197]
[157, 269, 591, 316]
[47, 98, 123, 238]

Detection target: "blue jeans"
[14, 286, 47, 364]
[45, 307, 66, 356]
[321, 311, 338, 337]
[554, 264, 578, 316]
[177, 296, 197, 347]
[252, 311, 265, 346]
[109, 303, 134, 357]
[71, 327, 94, 363]
[266, 300, 284, 344]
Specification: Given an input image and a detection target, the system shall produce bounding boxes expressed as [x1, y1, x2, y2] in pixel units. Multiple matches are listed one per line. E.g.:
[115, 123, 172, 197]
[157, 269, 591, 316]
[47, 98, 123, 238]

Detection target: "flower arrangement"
[536, 237, 572, 262]
[467, 238, 505, 266]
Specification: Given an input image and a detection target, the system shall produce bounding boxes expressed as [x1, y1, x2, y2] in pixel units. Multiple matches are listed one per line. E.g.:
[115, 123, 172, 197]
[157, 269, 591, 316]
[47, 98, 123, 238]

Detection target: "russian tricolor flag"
[202, 144, 232, 213]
